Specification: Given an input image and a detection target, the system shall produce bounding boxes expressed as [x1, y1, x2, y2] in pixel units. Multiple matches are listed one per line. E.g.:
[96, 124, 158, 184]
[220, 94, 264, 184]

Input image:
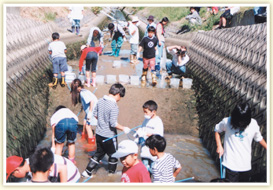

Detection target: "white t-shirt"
[80, 89, 98, 113]
[214, 117, 263, 171]
[128, 22, 139, 44]
[48, 41, 67, 59]
[50, 108, 78, 126]
[69, 6, 84, 20]
[229, 7, 240, 15]
[167, 47, 189, 67]
[138, 116, 164, 160]
[26, 155, 80, 182]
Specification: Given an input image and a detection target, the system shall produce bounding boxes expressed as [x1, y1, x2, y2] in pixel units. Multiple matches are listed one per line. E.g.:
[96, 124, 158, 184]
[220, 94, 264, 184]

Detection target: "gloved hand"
[123, 126, 131, 134]
[123, 37, 127, 42]
[136, 129, 146, 137]
[87, 111, 92, 121]
[108, 38, 112, 42]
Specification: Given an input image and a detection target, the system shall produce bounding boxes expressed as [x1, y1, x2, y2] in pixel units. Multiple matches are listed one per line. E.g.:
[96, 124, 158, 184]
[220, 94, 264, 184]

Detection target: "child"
[137, 26, 158, 85]
[6, 150, 80, 183]
[155, 17, 169, 75]
[29, 147, 54, 183]
[145, 135, 182, 183]
[68, 6, 84, 35]
[185, 7, 202, 26]
[79, 45, 103, 87]
[71, 79, 97, 145]
[127, 16, 139, 64]
[135, 100, 164, 174]
[108, 23, 126, 57]
[144, 15, 156, 37]
[82, 83, 131, 178]
[112, 140, 151, 182]
[48, 32, 68, 89]
[214, 102, 267, 182]
[50, 105, 78, 164]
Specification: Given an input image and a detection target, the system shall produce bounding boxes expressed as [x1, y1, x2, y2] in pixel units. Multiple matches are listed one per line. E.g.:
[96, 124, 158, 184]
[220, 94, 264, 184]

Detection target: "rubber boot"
[71, 26, 75, 33]
[91, 77, 96, 87]
[76, 26, 80, 35]
[110, 47, 116, 56]
[88, 137, 96, 145]
[49, 77, 58, 89]
[141, 68, 148, 82]
[151, 72, 157, 86]
[81, 132, 87, 140]
[114, 48, 121, 57]
[60, 76, 66, 87]
[85, 78, 90, 87]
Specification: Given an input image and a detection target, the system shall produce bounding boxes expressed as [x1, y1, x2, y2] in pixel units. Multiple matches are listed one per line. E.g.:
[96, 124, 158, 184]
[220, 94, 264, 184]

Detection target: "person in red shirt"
[112, 140, 151, 183]
[79, 45, 102, 87]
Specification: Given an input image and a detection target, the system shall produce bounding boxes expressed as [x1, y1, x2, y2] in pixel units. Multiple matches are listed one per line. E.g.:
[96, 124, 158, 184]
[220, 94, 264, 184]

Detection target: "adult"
[108, 22, 126, 57]
[185, 7, 202, 26]
[165, 46, 189, 79]
[68, 6, 84, 35]
[127, 16, 140, 64]
[216, 6, 240, 29]
[155, 17, 169, 75]
[86, 27, 104, 48]
[144, 15, 157, 37]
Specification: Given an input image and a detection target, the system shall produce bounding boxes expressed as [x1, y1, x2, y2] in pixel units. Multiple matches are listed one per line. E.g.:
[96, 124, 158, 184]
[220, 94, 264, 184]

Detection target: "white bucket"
[96, 75, 105, 85]
[183, 78, 193, 89]
[170, 78, 180, 88]
[106, 75, 117, 84]
[119, 74, 129, 84]
[130, 76, 140, 86]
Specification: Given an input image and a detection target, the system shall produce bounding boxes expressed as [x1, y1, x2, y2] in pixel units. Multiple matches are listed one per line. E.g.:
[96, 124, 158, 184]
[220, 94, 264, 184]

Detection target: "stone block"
[130, 76, 140, 86]
[106, 75, 117, 84]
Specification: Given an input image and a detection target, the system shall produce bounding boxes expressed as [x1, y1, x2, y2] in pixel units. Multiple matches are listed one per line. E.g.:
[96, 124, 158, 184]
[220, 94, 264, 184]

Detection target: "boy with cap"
[144, 15, 156, 37]
[127, 16, 140, 64]
[112, 140, 151, 183]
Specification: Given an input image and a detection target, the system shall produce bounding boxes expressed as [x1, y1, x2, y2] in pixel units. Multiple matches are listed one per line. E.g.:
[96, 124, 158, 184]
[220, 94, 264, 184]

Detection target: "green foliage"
[91, 7, 102, 15]
[148, 7, 189, 21]
[44, 12, 56, 21]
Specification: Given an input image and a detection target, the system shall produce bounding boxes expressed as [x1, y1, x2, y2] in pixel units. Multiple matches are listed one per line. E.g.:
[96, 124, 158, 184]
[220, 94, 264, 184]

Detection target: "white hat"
[80, 45, 87, 51]
[132, 16, 139, 23]
[112, 140, 138, 158]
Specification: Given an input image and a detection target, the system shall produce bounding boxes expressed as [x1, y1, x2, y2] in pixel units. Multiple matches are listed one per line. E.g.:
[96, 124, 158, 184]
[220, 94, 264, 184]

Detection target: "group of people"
[6, 7, 267, 183]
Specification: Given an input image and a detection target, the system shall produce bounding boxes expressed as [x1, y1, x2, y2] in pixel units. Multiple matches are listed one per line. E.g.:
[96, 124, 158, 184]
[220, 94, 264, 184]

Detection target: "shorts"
[55, 118, 78, 144]
[130, 44, 138, 55]
[225, 167, 251, 182]
[143, 57, 156, 70]
[52, 57, 68, 74]
[85, 52, 98, 72]
[221, 10, 233, 20]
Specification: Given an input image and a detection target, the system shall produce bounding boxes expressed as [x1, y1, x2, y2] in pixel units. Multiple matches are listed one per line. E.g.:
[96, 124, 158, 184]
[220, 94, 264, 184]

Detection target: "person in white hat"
[112, 140, 151, 183]
[127, 16, 140, 64]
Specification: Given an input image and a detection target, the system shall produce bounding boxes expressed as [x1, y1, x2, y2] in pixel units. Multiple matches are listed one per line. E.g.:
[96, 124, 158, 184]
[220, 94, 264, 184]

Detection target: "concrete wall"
[187, 23, 267, 182]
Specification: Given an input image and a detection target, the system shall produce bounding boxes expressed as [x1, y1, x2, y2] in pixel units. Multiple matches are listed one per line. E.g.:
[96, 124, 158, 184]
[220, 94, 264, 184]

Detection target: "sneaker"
[82, 170, 92, 178]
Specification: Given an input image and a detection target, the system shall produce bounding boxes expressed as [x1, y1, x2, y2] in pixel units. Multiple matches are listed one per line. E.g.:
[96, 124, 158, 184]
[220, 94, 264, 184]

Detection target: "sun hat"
[80, 45, 87, 51]
[6, 156, 23, 181]
[147, 15, 154, 21]
[132, 16, 139, 23]
[112, 140, 138, 158]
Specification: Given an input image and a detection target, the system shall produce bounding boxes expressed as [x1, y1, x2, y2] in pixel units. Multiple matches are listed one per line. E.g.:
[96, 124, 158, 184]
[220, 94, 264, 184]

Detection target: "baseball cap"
[112, 140, 138, 158]
[6, 156, 23, 181]
[80, 45, 87, 51]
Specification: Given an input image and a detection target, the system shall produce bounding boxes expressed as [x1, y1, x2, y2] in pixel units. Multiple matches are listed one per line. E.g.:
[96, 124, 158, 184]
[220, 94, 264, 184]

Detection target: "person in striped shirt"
[145, 135, 182, 183]
[82, 83, 131, 178]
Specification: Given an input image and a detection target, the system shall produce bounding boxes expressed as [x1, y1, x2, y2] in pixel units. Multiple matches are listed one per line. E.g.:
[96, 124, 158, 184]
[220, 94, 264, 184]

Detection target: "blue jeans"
[155, 41, 165, 71]
[72, 19, 81, 28]
[166, 60, 186, 75]
[55, 118, 78, 143]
